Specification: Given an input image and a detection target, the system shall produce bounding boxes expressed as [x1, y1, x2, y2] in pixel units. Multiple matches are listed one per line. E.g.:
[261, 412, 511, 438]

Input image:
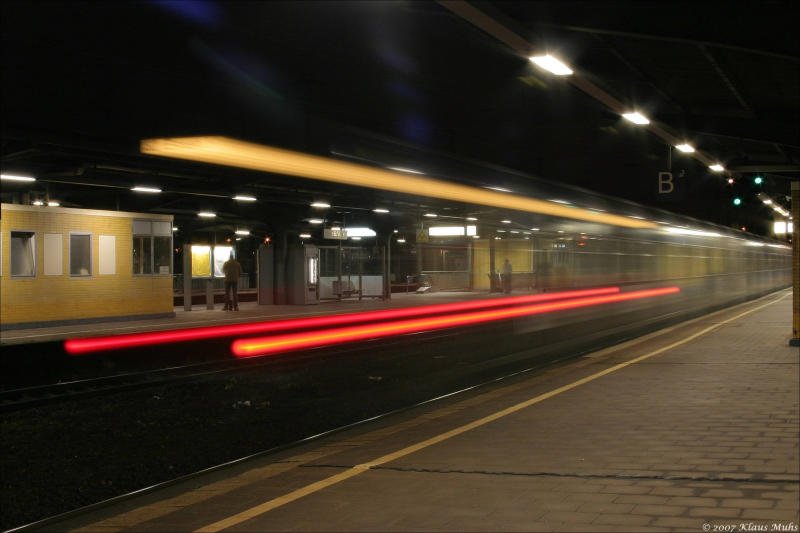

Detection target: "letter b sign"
[658, 172, 674, 194]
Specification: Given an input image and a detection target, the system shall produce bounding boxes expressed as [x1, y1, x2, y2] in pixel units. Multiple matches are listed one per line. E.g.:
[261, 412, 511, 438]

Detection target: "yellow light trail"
[141, 136, 657, 229]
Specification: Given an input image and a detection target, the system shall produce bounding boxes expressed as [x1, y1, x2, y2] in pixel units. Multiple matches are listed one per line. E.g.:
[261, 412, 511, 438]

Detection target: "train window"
[10, 231, 36, 277]
[69, 233, 92, 277]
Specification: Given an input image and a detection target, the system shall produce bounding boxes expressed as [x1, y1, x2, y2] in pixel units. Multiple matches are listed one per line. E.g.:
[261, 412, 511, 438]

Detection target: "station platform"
[0, 291, 485, 346]
[31, 289, 798, 532]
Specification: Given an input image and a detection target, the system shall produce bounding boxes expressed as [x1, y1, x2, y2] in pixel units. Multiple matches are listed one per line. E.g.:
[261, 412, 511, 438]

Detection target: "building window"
[70, 233, 92, 276]
[132, 219, 172, 275]
[11, 231, 36, 277]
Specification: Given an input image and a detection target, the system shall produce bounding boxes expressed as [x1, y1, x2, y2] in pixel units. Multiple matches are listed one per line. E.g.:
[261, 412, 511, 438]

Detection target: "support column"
[791, 181, 799, 347]
[257, 243, 274, 305]
[206, 278, 214, 310]
[182, 243, 192, 311]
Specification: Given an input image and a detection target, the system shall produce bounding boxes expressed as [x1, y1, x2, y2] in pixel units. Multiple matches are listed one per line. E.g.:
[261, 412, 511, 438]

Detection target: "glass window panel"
[152, 221, 172, 236]
[11, 231, 36, 277]
[132, 236, 152, 274]
[132, 220, 151, 235]
[154, 236, 172, 275]
[70, 234, 91, 276]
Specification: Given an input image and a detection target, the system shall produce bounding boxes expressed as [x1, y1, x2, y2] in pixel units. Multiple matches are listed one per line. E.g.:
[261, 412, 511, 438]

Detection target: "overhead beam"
[697, 44, 755, 119]
[728, 165, 800, 174]
[437, 1, 717, 168]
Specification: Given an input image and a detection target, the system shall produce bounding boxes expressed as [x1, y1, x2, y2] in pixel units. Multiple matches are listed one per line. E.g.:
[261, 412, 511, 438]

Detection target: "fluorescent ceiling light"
[48, 201, 60, 207]
[622, 112, 650, 125]
[308, 219, 324, 224]
[388, 166, 424, 175]
[466, 217, 478, 221]
[1, 173, 36, 182]
[141, 136, 657, 229]
[233, 195, 257, 202]
[198, 211, 216, 218]
[429, 226, 466, 237]
[529, 54, 573, 75]
[709, 164, 725, 172]
[501, 219, 511, 224]
[531, 228, 540, 231]
[299, 233, 312, 239]
[345, 227, 376, 237]
[664, 227, 720, 237]
[131, 186, 162, 193]
[424, 213, 437, 218]
[311, 202, 330, 208]
[396, 238, 406, 243]
[32, 200, 44, 206]
[373, 208, 390, 213]
[235, 229, 250, 236]
[675, 144, 695, 153]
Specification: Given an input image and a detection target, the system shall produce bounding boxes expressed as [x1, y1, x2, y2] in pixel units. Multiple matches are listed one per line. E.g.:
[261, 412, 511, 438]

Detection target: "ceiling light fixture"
[233, 195, 257, 202]
[198, 211, 216, 218]
[235, 229, 250, 236]
[310, 202, 330, 208]
[675, 143, 695, 153]
[1, 173, 36, 182]
[131, 186, 162, 193]
[529, 54, 573, 75]
[708, 164, 725, 172]
[622, 112, 650, 125]
[373, 208, 390, 213]
[388, 166, 424, 175]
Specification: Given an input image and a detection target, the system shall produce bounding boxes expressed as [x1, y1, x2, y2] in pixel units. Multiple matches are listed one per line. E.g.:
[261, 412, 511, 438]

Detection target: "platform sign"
[324, 228, 347, 240]
[655, 170, 685, 201]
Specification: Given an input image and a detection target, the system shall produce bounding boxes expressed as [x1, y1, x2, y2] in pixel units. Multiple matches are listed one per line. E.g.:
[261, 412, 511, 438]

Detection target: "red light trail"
[64, 287, 622, 355]
[232, 287, 680, 358]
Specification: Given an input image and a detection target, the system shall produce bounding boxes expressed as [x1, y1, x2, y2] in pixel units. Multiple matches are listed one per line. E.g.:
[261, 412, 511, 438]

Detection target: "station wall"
[0, 204, 174, 328]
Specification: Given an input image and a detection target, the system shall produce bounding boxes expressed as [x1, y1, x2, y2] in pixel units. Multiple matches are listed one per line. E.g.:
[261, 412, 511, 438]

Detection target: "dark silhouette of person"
[501, 258, 513, 294]
[222, 252, 242, 311]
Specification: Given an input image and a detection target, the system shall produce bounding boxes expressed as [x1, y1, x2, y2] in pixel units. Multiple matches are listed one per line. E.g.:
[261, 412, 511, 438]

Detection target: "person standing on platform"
[222, 252, 242, 311]
[502, 258, 513, 294]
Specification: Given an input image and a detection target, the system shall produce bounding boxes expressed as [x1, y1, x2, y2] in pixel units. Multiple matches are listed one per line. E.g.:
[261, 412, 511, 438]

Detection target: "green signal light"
[733, 197, 742, 206]
[754, 175, 763, 185]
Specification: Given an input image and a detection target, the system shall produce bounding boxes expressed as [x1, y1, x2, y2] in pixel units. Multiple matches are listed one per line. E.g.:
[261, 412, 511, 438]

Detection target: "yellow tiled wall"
[1, 204, 173, 326]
